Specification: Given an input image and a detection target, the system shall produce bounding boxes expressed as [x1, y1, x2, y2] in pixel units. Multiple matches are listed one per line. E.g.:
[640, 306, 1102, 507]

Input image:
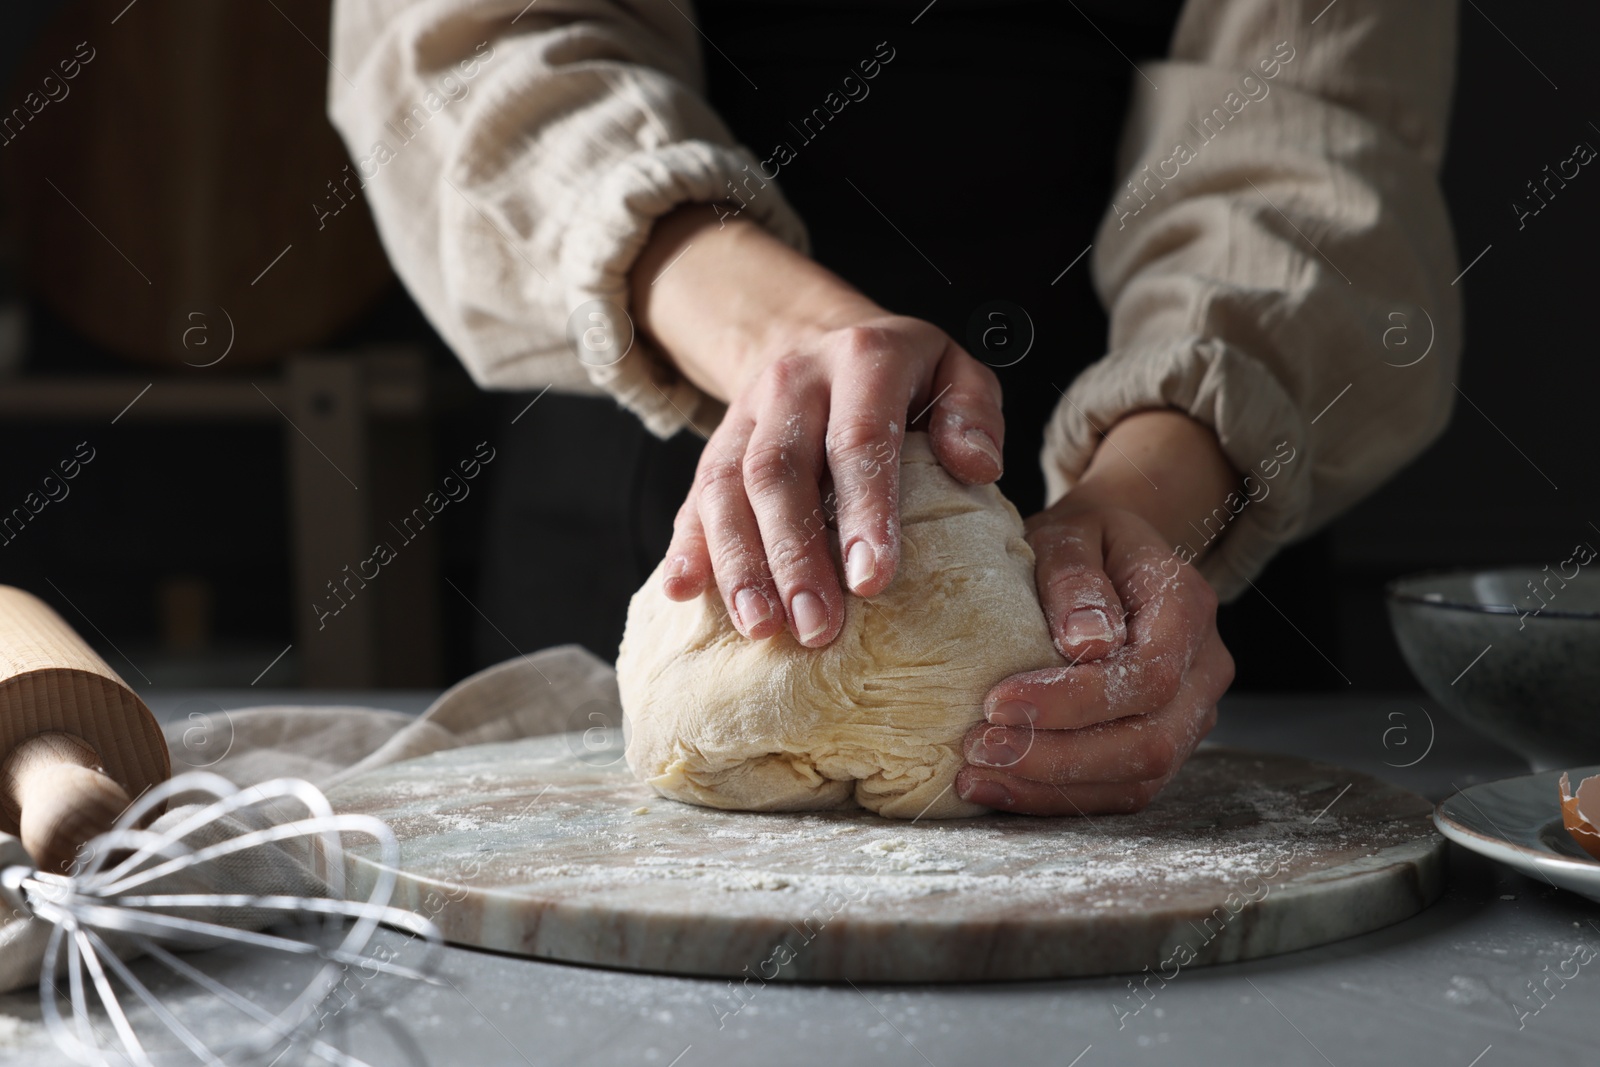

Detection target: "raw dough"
[618, 433, 1064, 819]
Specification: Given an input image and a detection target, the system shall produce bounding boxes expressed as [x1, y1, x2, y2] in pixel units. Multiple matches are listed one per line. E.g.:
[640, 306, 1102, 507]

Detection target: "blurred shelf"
[0, 348, 433, 422]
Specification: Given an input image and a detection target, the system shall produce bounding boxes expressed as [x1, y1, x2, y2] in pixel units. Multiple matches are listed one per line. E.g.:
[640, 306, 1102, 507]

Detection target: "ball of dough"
[617, 433, 1064, 819]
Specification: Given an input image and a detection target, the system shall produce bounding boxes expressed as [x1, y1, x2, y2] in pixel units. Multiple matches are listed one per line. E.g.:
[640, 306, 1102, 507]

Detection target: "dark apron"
[475, 1, 1188, 663]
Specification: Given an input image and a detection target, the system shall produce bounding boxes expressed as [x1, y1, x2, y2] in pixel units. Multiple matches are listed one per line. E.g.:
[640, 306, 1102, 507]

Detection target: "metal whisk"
[1, 771, 441, 1067]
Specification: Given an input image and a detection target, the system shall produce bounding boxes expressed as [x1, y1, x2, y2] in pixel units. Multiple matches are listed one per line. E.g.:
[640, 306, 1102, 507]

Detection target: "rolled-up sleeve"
[1042, 0, 1461, 600]
[328, 0, 808, 436]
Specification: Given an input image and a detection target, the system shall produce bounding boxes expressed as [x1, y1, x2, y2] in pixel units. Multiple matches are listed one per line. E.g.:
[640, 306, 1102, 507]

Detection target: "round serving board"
[326, 734, 1445, 982]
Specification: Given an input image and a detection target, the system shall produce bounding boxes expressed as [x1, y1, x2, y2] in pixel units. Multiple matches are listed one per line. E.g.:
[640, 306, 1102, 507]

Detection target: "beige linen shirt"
[327, 0, 1460, 600]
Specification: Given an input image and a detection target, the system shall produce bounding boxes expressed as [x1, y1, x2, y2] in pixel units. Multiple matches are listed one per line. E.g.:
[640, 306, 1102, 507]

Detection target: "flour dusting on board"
[0, 1014, 38, 1048]
[327, 733, 1444, 981]
[336, 737, 1429, 911]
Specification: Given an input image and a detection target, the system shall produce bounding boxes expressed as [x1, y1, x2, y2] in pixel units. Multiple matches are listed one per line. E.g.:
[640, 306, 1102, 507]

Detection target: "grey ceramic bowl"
[1387, 565, 1600, 770]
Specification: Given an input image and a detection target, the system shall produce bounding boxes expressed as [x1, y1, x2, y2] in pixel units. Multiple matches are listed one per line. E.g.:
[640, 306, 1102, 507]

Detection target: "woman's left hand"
[954, 410, 1240, 815]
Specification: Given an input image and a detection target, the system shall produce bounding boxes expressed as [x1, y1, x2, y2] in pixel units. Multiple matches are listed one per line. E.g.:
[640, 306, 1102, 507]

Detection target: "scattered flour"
[335, 740, 1431, 920]
[0, 1014, 37, 1047]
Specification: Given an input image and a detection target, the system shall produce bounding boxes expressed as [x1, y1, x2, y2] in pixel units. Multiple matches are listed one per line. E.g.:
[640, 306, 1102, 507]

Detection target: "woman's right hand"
[631, 206, 1005, 648]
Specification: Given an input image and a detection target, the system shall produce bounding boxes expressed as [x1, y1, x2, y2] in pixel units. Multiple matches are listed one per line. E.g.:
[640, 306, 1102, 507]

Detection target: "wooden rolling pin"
[0, 587, 169, 874]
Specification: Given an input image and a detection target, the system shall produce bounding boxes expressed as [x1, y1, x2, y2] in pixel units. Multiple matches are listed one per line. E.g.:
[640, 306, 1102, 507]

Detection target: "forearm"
[1057, 0, 1458, 597]
[1052, 410, 1240, 564]
[633, 213, 1238, 563]
[630, 205, 882, 401]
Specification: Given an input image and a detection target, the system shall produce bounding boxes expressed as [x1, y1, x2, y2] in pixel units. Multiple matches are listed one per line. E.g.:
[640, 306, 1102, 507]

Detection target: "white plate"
[1435, 765, 1600, 904]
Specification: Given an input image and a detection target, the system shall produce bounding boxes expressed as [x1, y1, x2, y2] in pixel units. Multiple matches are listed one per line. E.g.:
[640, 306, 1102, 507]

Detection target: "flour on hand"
[618, 433, 1064, 819]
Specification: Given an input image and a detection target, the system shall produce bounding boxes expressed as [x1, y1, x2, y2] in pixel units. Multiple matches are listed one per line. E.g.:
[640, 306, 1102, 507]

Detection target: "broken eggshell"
[1559, 772, 1600, 861]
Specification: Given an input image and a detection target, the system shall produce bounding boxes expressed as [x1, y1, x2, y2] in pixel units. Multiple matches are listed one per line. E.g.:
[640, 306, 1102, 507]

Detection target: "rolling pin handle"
[0, 732, 131, 876]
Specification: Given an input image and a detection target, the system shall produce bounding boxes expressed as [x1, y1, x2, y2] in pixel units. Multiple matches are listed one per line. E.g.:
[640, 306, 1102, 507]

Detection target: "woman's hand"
[955, 410, 1240, 814]
[632, 206, 1003, 647]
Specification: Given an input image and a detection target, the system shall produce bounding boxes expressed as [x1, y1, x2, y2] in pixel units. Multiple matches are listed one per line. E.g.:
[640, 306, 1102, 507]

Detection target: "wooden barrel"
[1, 0, 394, 367]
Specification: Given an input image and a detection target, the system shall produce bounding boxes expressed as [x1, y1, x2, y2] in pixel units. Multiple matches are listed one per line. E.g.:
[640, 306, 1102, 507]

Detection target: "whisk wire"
[94, 813, 387, 899]
[92, 780, 366, 899]
[138, 938, 381, 1067]
[75, 925, 153, 1067]
[9, 771, 443, 1066]
[81, 928, 221, 1067]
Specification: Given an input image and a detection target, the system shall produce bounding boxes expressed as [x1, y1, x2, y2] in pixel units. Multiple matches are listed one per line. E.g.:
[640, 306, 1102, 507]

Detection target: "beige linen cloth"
[0, 646, 612, 994]
[328, 0, 1461, 599]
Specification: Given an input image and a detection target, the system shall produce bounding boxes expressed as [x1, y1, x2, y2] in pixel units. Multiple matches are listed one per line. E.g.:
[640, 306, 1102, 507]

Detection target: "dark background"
[0, 0, 1591, 693]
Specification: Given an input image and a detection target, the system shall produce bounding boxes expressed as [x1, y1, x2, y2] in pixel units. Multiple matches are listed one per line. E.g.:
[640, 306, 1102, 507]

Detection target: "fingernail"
[845, 540, 877, 592]
[962, 780, 1014, 808]
[790, 590, 829, 642]
[963, 427, 1002, 469]
[1063, 607, 1115, 646]
[969, 737, 1023, 769]
[665, 556, 690, 582]
[735, 587, 773, 631]
[986, 700, 1037, 726]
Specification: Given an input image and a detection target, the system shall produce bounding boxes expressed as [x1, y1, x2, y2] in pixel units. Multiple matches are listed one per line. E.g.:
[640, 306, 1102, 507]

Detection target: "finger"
[741, 377, 843, 647]
[694, 418, 784, 640]
[662, 493, 713, 601]
[1029, 519, 1127, 662]
[955, 766, 1169, 815]
[964, 636, 1228, 783]
[924, 343, 1005, 486]
[824, 343, 910, 598]
[1099, 509, 1215, 620]
[984, 561, 1201, 730]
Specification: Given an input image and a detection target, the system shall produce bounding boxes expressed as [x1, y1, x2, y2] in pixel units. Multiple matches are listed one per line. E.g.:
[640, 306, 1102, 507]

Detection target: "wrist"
[1055, 409, 1240, 560]
[630, 203, 881, 402]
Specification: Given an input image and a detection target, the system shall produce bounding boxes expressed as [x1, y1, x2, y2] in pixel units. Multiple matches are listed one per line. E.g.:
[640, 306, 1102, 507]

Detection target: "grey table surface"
[1, 690, 1592, 1067]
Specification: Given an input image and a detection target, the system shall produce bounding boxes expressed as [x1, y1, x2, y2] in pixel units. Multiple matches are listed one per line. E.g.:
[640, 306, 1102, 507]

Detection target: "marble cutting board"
[325, 733, 1445, 982]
